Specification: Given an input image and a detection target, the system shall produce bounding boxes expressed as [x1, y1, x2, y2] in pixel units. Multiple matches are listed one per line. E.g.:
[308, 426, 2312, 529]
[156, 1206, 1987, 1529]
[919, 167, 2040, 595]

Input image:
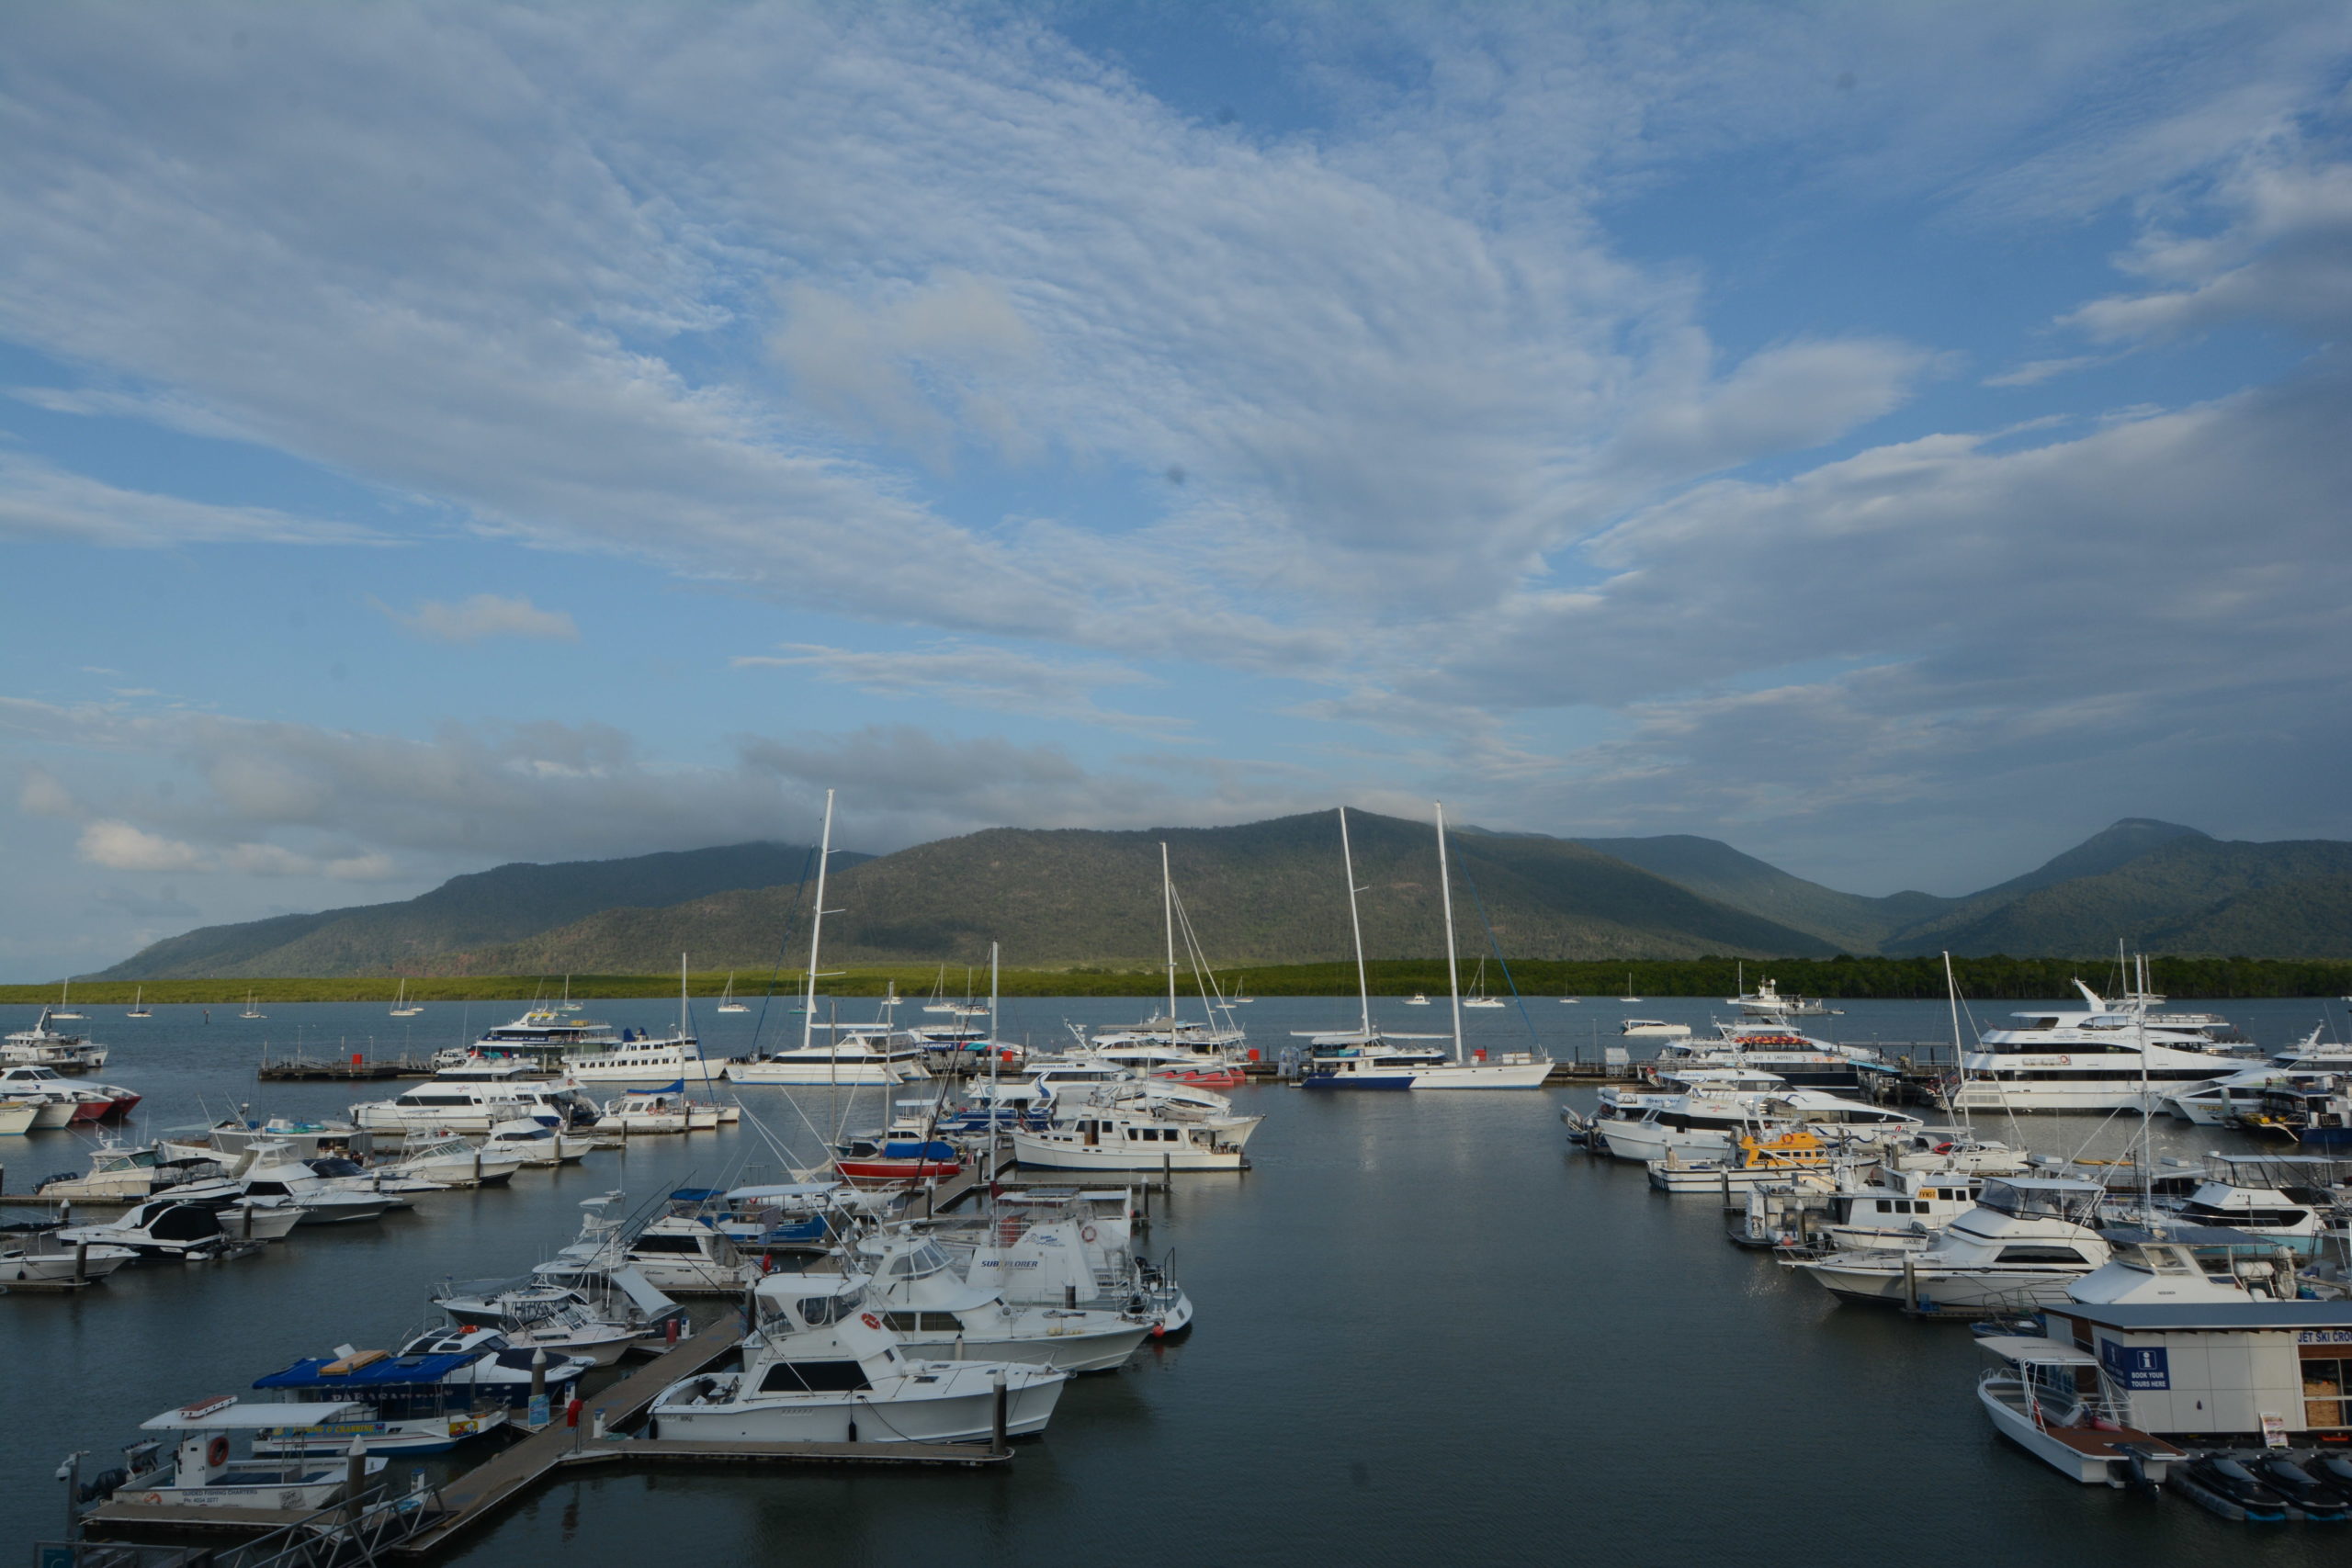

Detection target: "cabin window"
[634, 1235, 704, 1254]
[1995, 1246, 2086, 1265]
[758, 1359, 872, 1393]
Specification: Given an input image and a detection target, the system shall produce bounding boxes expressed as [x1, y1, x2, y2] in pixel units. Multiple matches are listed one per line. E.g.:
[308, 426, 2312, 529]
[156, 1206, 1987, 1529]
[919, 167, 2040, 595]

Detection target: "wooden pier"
[255, 1055, 435, 1081]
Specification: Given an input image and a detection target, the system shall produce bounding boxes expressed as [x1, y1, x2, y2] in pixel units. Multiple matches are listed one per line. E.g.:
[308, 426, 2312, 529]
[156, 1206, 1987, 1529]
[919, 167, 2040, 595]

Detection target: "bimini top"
[144, 1399, 372, 1430]
[254, 1352, 479, 1390]
[1975, 1335, 2098, 1368]
[2056, 1301, 2352, 1333]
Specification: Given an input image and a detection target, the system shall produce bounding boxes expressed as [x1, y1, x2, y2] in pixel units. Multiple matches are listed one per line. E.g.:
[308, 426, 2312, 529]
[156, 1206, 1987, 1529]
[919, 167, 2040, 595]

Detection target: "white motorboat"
[854, 1232, 1155, 1372]
[0, 1100, 40, 1134]
[55, 1199, 266, 1261]
[158, 1115, 377, 1163]
[950, 1197, 1194, 1334]
[0, 1064, 124, 1122]
[451, 970, 722, 1085]
[35, 1142, 231, 1203]
[1791, 1178, 2114, 1310]
[1404, 994, 1430, 1006]
[623, 1213, 755, 1293]
[1621, 1019, 1692, 1038]
[1596, 1088, 1917, 1164]
[121, 1399, 391, 1509]
[1655, 1025, 1895, 1094]
[424, 1282, 657, 1367]
[2154, 1158, 2328, 1251]
[1811, 1168, 1990, 1253]
[1645, 1127, 1876, 1193]
[1727, 974, 1837, 1019]
[1, 1230, 138, 1283]
[1974, 1335, 2186, 1484]
[646, 1275, 1067, 1444]
[598, 1084, 735, 1133]
[237, 1147, 404, 1224]
[484, 1117, 594, 1165]
[377, 1133, 526, 1188]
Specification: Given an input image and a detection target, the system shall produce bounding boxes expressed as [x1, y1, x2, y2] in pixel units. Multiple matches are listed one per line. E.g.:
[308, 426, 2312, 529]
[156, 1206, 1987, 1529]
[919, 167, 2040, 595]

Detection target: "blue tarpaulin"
[254, 1352, 478, 1390]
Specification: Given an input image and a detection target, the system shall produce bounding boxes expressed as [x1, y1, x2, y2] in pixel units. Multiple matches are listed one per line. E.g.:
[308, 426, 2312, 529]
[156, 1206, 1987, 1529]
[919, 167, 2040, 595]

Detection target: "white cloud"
[377, 593, 581, 644]
[18, 764, 77, 818]
[78, 819, 208, 871]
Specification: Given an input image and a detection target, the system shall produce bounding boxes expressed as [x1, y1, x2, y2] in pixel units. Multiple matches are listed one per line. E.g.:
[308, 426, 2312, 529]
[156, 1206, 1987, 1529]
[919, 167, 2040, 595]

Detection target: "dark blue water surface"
[8, 993, 2352, 1566]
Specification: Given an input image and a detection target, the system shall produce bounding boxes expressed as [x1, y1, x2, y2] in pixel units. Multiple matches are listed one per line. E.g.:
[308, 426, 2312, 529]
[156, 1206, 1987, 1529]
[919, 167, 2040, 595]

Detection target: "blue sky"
[4, 2, 2351, 980]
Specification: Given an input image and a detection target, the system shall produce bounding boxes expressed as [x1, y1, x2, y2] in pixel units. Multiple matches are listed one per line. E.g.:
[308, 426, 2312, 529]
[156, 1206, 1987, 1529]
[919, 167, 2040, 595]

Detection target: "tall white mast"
[1436, 801, 1464, 1065]
[1943, 951, 1970, 1128]
[1162, 841, 1179, 1030]
[678, 953, 688, 1037]
[1339, 807, 1372, 1037]
[801, 789, 836, 1057]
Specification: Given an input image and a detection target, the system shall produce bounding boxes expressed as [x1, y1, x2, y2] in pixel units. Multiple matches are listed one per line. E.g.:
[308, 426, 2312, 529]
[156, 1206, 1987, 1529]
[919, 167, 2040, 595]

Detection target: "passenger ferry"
[1951, 983, 2247, 1113]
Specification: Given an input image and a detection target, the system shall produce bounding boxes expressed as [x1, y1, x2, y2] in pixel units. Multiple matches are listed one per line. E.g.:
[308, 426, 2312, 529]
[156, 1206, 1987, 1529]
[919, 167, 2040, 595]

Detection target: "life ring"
[204, 1436, 231, 1468]
[141, 1492, 164, 1506]
[860, 1312, 881, 1330]
[1080, 1224, 1099, 1244]
[1933, 1142, 1955, 1155]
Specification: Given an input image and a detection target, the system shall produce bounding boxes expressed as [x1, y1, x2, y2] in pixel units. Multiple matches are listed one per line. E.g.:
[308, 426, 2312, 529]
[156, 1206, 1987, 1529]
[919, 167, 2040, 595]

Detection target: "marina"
[10, 992, 2352, 1565]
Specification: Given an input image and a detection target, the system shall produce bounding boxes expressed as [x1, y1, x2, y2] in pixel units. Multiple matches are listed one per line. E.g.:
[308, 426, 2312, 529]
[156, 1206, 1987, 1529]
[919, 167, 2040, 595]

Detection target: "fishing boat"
[35, 1142, 232, 1203]
[645, 1276, 1067, 1444]
[125, 988, 152, 1019]
[853, 1231, 1157, 1371]
[622, 1213, 754, 1294]
[1790, 1178, 2114, 1309]
[375, 1132, 526, 1188]
[117, 1398, 391, 1508]
[390, 981, 423, 1017]
[717, 974, 750, 1013]
[236, 1146, 404, 1224]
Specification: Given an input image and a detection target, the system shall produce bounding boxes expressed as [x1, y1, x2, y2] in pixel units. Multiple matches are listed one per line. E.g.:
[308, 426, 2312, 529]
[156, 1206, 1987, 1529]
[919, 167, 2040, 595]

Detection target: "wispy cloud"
[0, 454, 379, 547]
[732, 641, 1183, 737]
[374, 593, 580, 644]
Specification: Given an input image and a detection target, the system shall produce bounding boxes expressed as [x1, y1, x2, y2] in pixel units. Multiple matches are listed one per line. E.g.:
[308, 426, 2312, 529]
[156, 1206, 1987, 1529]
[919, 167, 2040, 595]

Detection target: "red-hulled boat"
[832, 1134, 965, 1188]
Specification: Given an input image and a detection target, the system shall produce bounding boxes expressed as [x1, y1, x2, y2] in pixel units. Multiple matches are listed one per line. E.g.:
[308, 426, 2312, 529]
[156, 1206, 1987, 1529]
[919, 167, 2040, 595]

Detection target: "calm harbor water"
[8, 992, 2352, 1566]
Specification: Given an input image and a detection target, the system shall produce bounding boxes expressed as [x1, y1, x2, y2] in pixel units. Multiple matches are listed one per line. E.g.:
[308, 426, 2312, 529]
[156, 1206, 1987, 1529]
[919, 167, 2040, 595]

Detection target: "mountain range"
[87, 813, 2352, 979]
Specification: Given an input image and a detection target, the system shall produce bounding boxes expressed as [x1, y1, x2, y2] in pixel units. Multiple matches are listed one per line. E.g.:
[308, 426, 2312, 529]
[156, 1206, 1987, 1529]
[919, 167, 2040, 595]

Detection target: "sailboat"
[1412, 803, 1553, 1088]
[390, 981, 424, 1017]
[1617, 972, 1641, 1003]
[1228, 976, 1254, 1005]
[240, 991, 266, 1019]
[921, 966, 957, 1015]
[556, 975, 582, 1014]
[717, 974, 749, 1013]
[1463, 955, 1506, 1009]
[52, 980, 84, 1021]
[125, 987, 152, 1020]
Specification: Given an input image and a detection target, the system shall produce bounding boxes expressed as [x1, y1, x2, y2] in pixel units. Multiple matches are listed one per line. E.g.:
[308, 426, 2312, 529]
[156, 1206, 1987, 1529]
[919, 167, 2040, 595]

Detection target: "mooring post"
[991, 1369, 1008, 1458]
[73, 1240, 87, 1285]
[343, 1437, 367, 1524]
[57, 1450, 85, 1540]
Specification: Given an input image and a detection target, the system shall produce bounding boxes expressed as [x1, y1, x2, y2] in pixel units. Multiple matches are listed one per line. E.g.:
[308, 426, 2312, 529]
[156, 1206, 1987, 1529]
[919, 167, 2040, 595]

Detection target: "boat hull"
[1797, 1260, 2088, 1310]
[1010, 1133, 1245, 1171]
[650, 1377, 1062, 1444]
[890, 1321, 1154, 1374]
[835, 1157, 964, 1186]
[253, 1410, 508, 1456]
[1978, 1380, 2182, 1484]
[728, 1063, 908, 1086]
[1409, 1060, 1554, 1089]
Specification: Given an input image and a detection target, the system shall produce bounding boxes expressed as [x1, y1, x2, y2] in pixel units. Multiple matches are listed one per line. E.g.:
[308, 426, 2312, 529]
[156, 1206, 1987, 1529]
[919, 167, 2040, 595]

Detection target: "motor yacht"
[1951, 983, 2247, 1113]
[1791, 1178, 2114, 1310]
[645, 1275, 1067, 1444]
[1645, 1127, 1875, 1193]
[236, 1147, 404, 1224]
[424, 1284, 661, 1367]
[1012, 1100, 1258, 1172]
[622, 1213, 755, 1294]
[450, 1001, 722, 1084]
[1621, 1020, 1692, 1038]
[376, 1132, 526, 1188]
[727, 1029, 929, 1087]
[1596, 1088, 1918, 1164]
[1652, 1026, 1894, 1094]
[350, 1082, 533, 1135]
[158, 1114, 376, 1163]
[2153, 1157, 2332, 1251]
[948, 1198, 1193, 1335]
[484, 1116, 594, 1165]
[2, 1009, 109, 1070]
[1728, 976, 1837, 1019]
[0, 1064, 122, 1122]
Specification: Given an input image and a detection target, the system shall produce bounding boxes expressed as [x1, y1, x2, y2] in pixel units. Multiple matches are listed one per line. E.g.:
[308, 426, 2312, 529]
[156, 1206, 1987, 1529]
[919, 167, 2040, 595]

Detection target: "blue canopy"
[254, 1352, 479, 1390]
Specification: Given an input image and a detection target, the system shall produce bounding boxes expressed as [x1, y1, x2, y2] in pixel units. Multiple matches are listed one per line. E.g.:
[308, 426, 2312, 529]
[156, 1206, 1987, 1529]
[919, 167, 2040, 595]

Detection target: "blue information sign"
[2099, 1338, 2171, 1391]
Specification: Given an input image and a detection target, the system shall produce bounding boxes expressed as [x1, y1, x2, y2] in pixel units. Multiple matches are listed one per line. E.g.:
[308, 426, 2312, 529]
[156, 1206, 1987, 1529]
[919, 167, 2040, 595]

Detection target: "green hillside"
[458, 810, 1839, 972]
[1885, 837, 2352, 957]
[1573, 833, 1951, 953]
[94, 841, 854, 979]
